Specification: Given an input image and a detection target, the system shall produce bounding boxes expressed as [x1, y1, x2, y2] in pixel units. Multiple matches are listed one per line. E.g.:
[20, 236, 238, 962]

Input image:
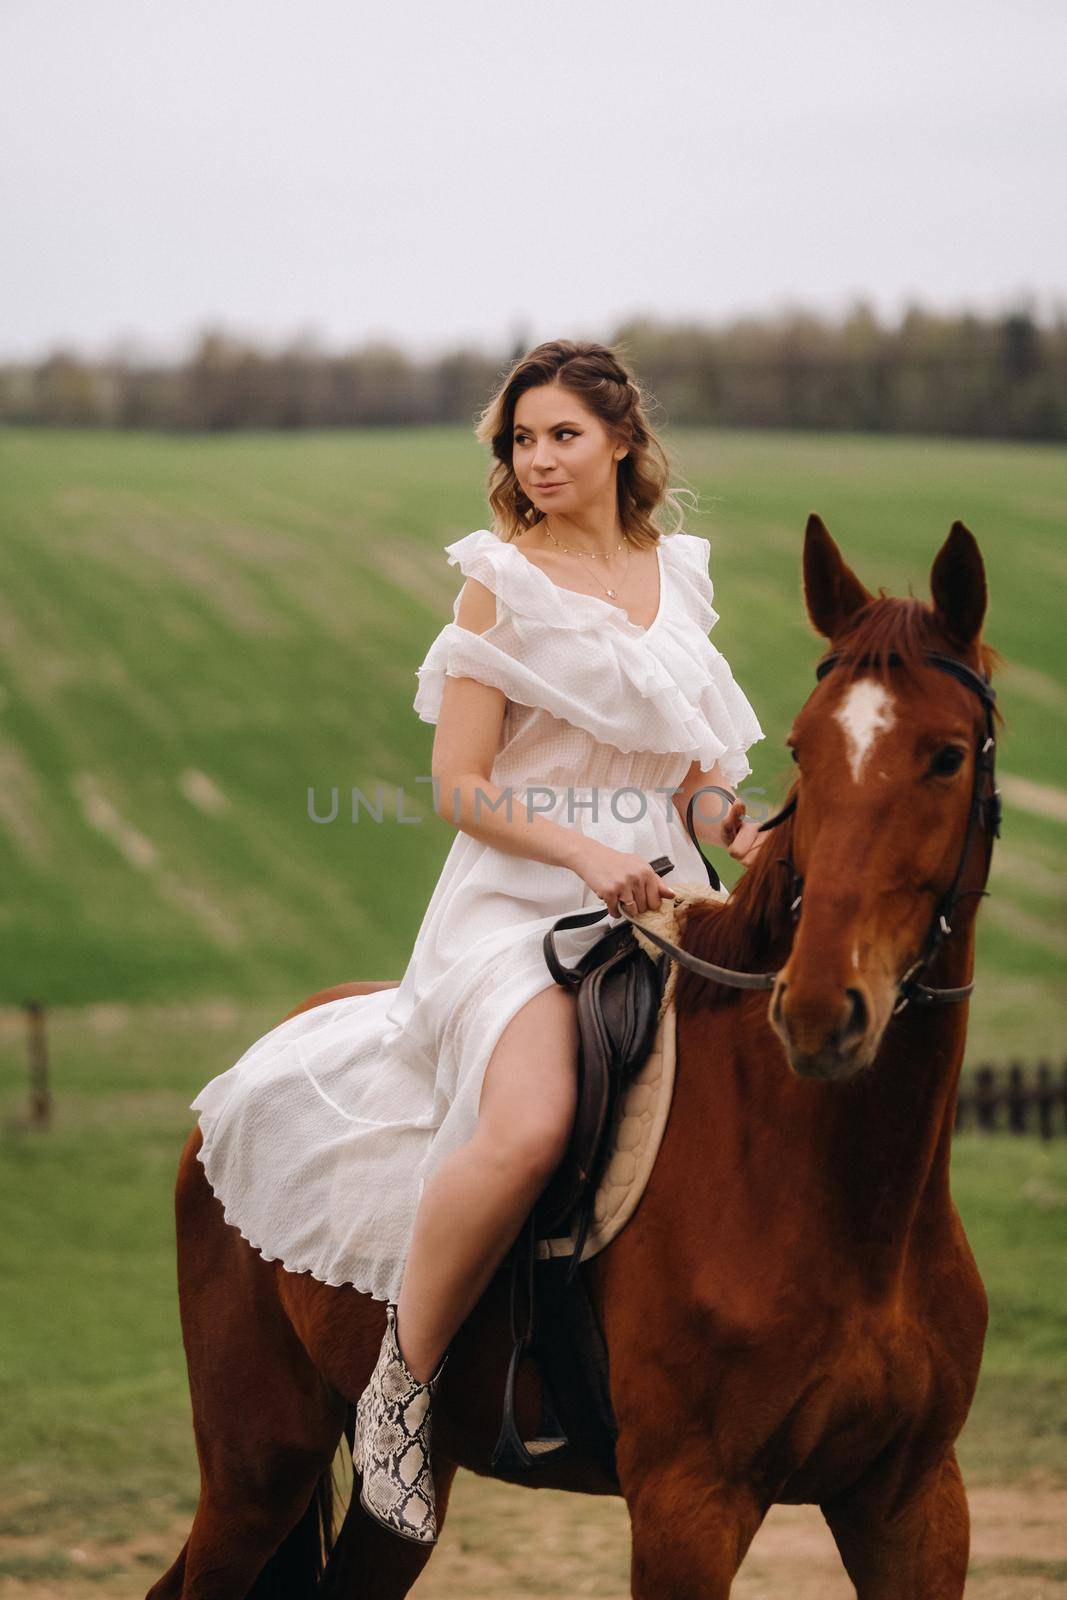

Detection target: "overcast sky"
[2, 0, 1065, 362]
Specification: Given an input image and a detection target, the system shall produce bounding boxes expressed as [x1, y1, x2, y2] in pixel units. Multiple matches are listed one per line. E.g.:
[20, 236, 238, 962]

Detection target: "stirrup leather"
[490, 1211, 572, 1470]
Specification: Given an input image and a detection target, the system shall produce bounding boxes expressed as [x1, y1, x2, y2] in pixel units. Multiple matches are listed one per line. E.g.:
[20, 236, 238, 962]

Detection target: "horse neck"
[677, 918, 975, 1285]
[827, 935, 973, 1244]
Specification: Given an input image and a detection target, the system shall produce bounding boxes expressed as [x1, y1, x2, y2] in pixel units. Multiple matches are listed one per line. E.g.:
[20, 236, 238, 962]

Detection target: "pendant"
[606, 588, 616, 597]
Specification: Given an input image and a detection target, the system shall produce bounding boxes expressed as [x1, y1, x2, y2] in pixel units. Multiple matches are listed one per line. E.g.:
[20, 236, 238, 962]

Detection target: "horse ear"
[930, 521, 987, 646]
[803, 513, 874, 639]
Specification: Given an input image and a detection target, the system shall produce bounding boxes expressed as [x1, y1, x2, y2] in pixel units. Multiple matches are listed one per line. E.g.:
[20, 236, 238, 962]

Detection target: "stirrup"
[490, 1211, 572, 1471]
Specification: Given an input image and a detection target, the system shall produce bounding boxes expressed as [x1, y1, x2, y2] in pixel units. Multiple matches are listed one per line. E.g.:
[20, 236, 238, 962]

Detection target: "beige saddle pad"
[534, 879, 726, 1265]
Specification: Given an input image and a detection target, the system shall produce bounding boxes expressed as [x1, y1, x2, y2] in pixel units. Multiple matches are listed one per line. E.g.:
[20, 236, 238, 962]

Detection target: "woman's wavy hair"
[474, 339, 696, 549]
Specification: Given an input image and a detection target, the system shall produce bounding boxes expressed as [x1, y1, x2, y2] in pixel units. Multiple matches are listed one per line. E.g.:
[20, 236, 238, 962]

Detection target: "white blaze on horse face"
[834, 679, 897, 784]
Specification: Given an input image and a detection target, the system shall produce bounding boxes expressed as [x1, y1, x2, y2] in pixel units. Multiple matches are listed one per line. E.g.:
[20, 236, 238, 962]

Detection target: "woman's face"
[511, 383, 628, 517]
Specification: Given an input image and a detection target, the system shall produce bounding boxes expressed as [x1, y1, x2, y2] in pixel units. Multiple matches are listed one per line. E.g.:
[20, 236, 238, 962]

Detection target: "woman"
[189, 339, 766, 1544]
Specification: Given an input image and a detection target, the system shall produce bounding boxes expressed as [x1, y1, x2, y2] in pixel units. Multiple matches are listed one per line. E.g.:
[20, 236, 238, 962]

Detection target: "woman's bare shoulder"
[454, 576, 497, 635]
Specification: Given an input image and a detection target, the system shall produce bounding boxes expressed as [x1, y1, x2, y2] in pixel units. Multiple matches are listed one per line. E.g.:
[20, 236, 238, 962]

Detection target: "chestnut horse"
[150, 514, 998, 1599]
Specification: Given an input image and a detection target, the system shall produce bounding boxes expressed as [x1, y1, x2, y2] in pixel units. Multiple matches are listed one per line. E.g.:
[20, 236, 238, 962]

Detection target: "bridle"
[625, 648, 1001, 1014]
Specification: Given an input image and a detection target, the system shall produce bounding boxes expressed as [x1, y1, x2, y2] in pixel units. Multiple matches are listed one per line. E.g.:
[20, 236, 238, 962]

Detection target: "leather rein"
[623, 648, 1002, 1015]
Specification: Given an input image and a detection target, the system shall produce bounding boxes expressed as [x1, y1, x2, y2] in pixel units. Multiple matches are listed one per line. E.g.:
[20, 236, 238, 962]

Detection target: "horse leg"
[278, 1290, 466, 1597]
[820, 1446, 970, 1599]
[620, 1444, 765, 1599]
[319, 1452, 459, 1599]
[148, 1131, 347, 1599]
[150, 1444, 340, 1600]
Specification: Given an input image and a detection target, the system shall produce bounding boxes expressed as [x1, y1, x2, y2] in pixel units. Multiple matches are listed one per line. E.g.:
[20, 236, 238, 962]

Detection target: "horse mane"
[678, 794, 799, 1014]
[817, 592, 1001, 691]
[678, 592, 1003, 1015]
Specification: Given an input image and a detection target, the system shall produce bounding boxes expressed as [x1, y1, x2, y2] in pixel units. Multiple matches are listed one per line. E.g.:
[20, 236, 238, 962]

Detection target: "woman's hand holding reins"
[722, 797, 766, 867]
[572, 840, 678, 920]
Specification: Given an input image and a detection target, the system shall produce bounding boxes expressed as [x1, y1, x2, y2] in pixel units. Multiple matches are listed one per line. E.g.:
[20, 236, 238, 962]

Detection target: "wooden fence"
[956, 1063, 1067, 1139]
[5, 1004, 1064, 1139]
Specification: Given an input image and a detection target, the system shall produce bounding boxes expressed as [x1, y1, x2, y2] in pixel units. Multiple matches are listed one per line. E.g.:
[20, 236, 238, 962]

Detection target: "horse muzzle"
[769, 976, 881, 1080]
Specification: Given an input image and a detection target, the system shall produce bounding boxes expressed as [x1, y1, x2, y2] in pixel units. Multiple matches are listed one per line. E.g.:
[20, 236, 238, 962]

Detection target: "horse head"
[768, 513, 999, 1081]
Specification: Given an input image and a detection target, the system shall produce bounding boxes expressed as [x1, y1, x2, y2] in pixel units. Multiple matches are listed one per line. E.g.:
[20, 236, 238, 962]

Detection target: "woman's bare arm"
[673, 758, 765, 865]
[672, 758, 736, 847]
[429, 578, 585, 871]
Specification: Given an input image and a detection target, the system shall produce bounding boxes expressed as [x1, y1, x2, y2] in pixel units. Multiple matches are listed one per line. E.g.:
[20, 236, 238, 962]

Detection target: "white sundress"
[189, 526, 764, 1304]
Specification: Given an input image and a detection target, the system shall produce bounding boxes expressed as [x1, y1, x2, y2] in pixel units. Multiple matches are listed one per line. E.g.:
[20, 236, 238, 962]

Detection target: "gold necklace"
[540, 523, 632, 599]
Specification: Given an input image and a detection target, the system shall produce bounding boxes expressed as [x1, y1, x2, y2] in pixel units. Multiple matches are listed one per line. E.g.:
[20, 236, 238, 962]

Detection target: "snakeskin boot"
[353, 1302, 449, 1543]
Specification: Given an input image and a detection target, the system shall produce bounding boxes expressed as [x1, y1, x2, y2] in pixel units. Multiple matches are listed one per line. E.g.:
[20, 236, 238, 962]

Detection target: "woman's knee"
[478, 1109, 574, 1187]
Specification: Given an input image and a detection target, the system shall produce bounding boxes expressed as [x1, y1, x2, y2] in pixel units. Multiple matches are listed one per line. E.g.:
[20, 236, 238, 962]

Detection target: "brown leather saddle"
[489, 828, 723, 1480]
[533, 853, 675, 1259]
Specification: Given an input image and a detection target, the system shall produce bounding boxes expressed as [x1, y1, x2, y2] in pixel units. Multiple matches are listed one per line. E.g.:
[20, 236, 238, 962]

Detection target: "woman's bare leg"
[394, 983, 578, 1383]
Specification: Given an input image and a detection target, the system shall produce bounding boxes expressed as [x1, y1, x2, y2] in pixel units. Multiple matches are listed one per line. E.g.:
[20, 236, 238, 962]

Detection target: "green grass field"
[0, 425, 1064, 1053]
[0, 426, 1065, 1589]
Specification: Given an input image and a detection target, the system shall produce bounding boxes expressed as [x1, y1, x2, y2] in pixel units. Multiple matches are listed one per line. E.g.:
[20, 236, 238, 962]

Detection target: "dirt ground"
[2, 1476, 1065, 1598]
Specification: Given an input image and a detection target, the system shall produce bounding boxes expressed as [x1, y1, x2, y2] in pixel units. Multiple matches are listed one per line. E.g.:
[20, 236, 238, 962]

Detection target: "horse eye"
[790, 746, 800, 764]
[931, 746, 966, 777]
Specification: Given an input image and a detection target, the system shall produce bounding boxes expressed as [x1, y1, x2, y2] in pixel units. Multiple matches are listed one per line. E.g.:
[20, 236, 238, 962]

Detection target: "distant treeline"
[3, 302, 1066, 439]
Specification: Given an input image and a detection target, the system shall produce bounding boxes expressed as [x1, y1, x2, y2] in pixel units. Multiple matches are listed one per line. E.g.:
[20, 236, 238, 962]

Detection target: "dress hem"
[193, 1133, 399, 1304]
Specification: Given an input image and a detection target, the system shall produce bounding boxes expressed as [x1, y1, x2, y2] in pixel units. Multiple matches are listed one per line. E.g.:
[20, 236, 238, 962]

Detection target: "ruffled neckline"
[505, 534, 666, 638]
[425, 525, 764, 784]
[445, 527, 688, 640]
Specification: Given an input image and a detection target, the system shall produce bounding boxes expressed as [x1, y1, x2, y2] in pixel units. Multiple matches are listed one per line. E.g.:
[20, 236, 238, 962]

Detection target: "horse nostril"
[842, 986, 869, 1042]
